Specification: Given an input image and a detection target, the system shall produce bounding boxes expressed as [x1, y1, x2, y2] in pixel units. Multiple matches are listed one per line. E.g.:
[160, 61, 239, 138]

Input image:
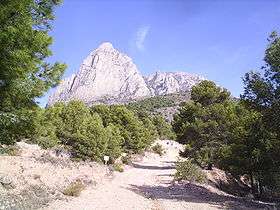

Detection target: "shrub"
[0, 145, 20, 156]
[113, 163, 124, 172]
[152, 115, 175, 140]
[121, 154, 132, 165]
[92, 105, 154, 153]
[105, 124, 124, 159]
[174, 160, 206, 183]
[71, 113, 108, 161]
[151, 143, 164, 156]
[126, 95, 175, 113]
[63, 180, 85, 197]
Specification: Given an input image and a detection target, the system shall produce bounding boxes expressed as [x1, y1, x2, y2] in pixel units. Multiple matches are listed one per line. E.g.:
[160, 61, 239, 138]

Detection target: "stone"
[0, 176, 12, 185]
[48, 42, 205, 106]
[145, 71, 205, 95]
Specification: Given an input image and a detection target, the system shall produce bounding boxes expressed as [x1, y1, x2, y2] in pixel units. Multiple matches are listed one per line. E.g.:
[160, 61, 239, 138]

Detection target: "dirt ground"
[44, 140, 274, 210]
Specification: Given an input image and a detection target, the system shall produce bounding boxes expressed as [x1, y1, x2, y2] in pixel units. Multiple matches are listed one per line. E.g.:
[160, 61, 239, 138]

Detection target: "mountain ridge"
[47, 42, 205, 106]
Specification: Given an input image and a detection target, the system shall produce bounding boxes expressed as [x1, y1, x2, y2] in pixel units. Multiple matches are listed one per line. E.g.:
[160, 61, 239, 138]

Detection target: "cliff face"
[145, 71, 205, 96]
[48, 42, 204, 106]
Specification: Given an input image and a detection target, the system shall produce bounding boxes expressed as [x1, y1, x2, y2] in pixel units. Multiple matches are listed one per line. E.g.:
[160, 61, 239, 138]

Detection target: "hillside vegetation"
[173, 32, 280, 199]
[127, 92, 190, 114]
[29, 102, 174, 161]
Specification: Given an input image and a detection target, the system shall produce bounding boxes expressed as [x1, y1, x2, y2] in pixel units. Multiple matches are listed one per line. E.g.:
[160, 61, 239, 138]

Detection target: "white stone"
[145, 71, 205, 95]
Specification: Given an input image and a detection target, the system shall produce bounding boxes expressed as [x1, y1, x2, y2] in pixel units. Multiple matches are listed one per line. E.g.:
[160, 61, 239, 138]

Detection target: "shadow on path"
[127, 182, 275, 210]
[131, 163, 175, 170]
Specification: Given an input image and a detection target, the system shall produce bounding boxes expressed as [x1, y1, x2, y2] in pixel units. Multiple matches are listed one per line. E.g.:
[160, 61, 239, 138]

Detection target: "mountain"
[145, 71, 204, 96]
[48, 43, 204, 106]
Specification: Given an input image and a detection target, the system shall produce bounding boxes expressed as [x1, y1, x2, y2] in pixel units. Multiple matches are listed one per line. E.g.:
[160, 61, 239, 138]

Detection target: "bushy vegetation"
[174, 160, 206, 183]
[152, 115, 176, 140]
[63, 180, 85, 197]
[126, 95, 175, 113]
[0, 0, 66, 145]
[151, 143, 164, 156]
[31, 102, 158, 161]
[113, 163, 124, 172]
[0, 145, 20, 156]
[173, 31, 280, 199]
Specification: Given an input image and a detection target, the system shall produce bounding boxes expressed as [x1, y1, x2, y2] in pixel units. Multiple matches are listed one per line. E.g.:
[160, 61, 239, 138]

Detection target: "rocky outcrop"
[145, 72, 204, 96]
[48, 42, 204, 106]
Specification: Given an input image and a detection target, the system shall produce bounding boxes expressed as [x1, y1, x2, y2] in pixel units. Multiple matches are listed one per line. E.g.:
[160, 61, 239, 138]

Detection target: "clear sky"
[39, 0, 280, 107]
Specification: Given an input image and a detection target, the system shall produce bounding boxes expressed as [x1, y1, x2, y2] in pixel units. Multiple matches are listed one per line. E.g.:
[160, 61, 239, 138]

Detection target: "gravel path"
[44, 141, 274, 210]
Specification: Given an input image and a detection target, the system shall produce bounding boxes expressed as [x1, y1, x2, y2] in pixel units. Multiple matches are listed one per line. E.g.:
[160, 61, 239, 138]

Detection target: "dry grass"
[63, 180, 86, 197]
[113, 163, 124, 172]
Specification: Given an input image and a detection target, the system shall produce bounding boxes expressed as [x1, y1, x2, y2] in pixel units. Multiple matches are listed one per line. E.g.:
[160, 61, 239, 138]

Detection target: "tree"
[92, 104, 154, 153]
[173, 81, 236, 169]
[0, 0, 66, 144]
[152, 115, 175, 140]
[72, 112, 109, 161]
[241, 31, 280, 196]
[191, 80, 230, 106]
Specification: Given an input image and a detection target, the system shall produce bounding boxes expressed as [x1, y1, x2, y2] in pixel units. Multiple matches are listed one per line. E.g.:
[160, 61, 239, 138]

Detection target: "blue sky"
[39, 0, 280, 106]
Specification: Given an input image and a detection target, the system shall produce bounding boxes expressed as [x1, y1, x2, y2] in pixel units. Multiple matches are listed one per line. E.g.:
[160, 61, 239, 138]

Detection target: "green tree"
[59, 101, 92, 145]
[105, 124, 124, 160]
[173, 81, 234, 169]
[72, 112, 108, 161]
[241, 31, 280, 196]
[152, 115, 175, 140]
[0, 0, 66, 144]
[92, 104, 154, 153]
[191, 80, 230, 106]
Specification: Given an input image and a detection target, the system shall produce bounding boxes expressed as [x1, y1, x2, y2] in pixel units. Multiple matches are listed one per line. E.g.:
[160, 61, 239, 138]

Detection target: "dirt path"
[45, 141, 273, 210]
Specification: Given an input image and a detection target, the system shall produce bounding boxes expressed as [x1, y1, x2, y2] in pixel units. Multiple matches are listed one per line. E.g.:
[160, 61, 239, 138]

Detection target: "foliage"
[55, 101, 123, 161]
[0, 145, 20, 156]
[31, 107, 60, 148]
[63, 180, 85, 197]
[173, 32, 280, 198]
[31, 101, 156, 161]
[126, 95, 175, 114]
[0, 0, 66, 144]
[191, 80, 230, 106]
[173, 80, 235, 168]
[174, 160, 206, 183]
[241, 31, 280, 196]
[121, 154, 132, 165]
[113, 163, 124, 172]
[91, 104, 154, 153]
[151, 143, 164, 156]
[152, 115, 176, 140]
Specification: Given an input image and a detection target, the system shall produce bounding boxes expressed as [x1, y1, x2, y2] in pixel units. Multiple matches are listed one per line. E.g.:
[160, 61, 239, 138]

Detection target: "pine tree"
[0, 0, 66, 144]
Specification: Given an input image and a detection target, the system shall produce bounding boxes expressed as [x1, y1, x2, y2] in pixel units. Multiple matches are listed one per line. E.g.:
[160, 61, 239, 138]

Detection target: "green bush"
[174, 160, 206, 183]
[113, 163, 124, 172]
[152, 115, 175, 140]
[105, 124, 124, 159]
[0, 145, 20, 156]
[126, 95, 175, 113]
[92, 105, 154, 153]
[151, 143, 164, 156]
[31, 101, 157, 161]
[63, 180, 85, 197]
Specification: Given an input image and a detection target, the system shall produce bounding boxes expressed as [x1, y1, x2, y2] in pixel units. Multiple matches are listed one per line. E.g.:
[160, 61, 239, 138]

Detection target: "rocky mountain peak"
[97, 42, 114, 50]
[48, 43, 205, 106]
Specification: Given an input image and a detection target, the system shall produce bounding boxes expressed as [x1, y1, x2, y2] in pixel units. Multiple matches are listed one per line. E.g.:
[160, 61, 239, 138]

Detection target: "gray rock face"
[145, 71, 205, 96]
[48, 42, 204, 106]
